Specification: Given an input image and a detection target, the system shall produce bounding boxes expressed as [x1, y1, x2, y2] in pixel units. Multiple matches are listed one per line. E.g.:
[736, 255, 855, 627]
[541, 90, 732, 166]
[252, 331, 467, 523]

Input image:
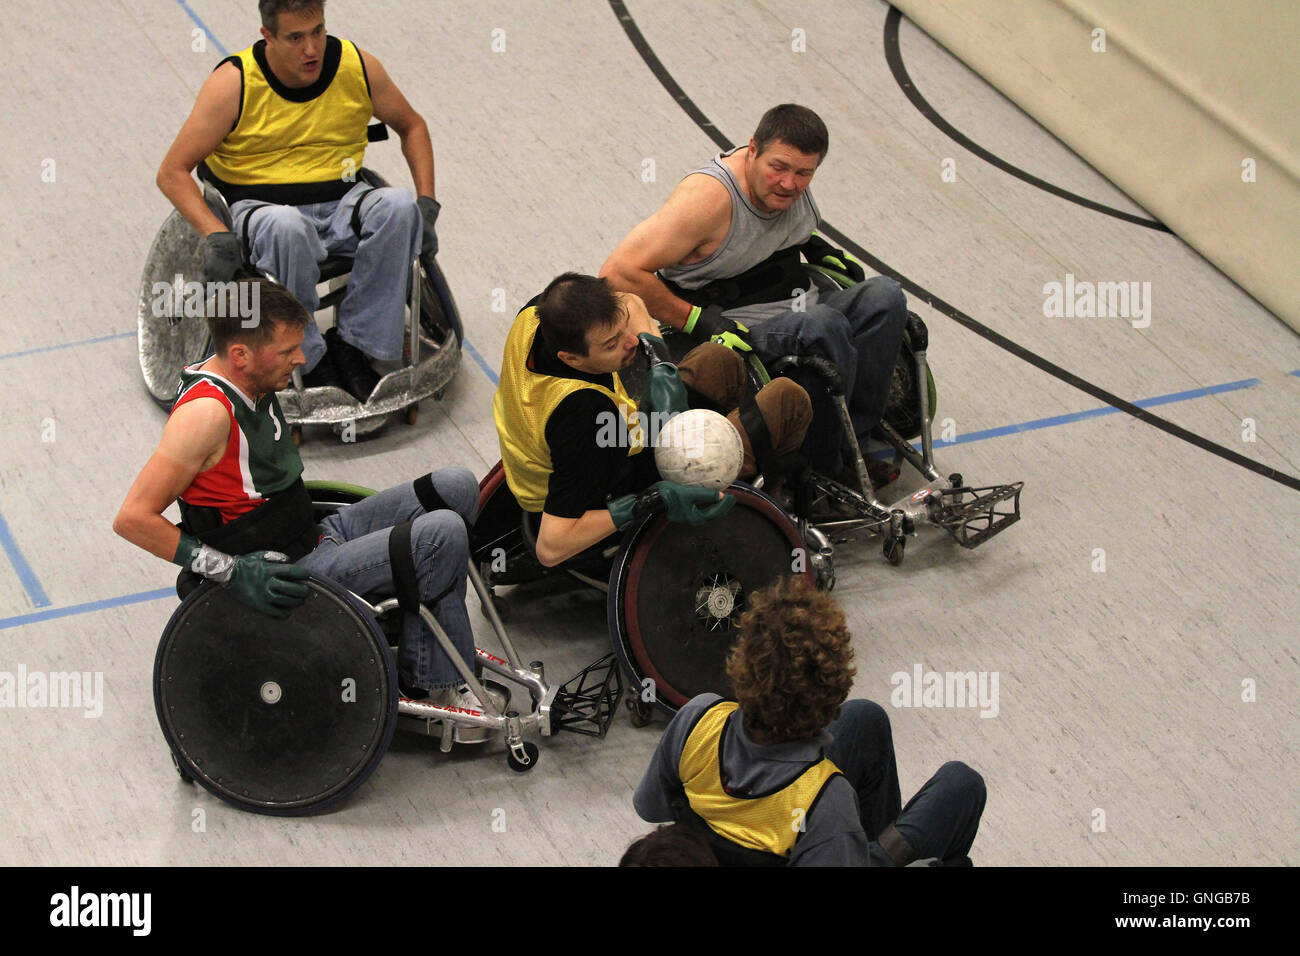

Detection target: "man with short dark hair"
[633, 576, 987, 866]
[156, 0, 441, 402]
[492, 273, 811, 568]
[601, 103, 909, 482]
[114, 278, 493, 712]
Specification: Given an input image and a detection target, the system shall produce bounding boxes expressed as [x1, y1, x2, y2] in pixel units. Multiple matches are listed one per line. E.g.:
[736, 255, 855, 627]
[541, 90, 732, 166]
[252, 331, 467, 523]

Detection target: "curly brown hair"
[726, 576, 855, 745]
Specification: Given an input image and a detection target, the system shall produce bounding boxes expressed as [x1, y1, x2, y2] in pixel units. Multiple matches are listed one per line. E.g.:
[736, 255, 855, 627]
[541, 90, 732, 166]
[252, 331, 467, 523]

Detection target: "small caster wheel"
[405, 403, 419, 426]
[507, 741, 540, 773]
[948, 473, 963, 488]
[170, 751, 194, 785]
[884, 536, 905, 566]
[291, 425, 303, 447]
[627, 695, 653, 728]
[433, 387, 446, 401]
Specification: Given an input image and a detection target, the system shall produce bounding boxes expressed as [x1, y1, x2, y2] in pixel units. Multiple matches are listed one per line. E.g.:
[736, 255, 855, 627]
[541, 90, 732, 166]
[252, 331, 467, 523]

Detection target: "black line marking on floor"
[606, 0, 1299, 491]
[883, 6, 1171, 232]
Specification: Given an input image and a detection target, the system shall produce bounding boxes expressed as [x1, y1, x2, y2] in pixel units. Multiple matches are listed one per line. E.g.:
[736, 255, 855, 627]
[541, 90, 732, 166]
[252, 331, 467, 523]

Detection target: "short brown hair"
[259, 0, 325, 34]
[753, 104, 829, 161]
[726, 576, 855, 745]
[207, 277, 309, 356]
[534, 272, 623, 357]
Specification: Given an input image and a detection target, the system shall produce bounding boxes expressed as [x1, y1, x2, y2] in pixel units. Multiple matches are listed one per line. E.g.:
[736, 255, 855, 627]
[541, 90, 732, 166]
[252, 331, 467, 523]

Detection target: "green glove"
[638, 334, 688, 418]
[683, 305, 752, 353]
[174, 532, 311, 619]
[607, 481, 735, 531]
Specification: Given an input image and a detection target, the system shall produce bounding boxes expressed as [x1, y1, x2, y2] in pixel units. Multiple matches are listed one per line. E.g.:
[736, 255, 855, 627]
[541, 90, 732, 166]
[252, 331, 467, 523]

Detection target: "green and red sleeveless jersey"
[172, 364, 303, 523]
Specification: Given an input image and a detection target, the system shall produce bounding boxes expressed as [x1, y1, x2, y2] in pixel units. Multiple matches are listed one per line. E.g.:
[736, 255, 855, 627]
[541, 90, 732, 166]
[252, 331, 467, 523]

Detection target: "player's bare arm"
[156, 62, 243, 237]
[535, 510, 618, 568]
[362, 50, 435, 198]
[599, 175, 732, 329]
[113, 398, 231, 562]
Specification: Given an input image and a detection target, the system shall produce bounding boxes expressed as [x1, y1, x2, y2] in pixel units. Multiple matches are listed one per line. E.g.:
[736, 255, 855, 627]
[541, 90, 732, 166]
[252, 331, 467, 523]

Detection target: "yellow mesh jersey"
[205, 36, 371, 190]
[494, 308, 644, 513]
[679, 701, 842, 857]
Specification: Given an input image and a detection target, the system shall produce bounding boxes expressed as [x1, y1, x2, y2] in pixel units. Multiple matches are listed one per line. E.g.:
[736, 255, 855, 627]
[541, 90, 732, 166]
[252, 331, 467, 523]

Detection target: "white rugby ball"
[654, 408, 744, 490]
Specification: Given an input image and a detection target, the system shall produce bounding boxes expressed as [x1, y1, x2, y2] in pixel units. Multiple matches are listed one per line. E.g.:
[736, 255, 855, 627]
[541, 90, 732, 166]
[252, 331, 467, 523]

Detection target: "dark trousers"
[825, 700, 987, 864]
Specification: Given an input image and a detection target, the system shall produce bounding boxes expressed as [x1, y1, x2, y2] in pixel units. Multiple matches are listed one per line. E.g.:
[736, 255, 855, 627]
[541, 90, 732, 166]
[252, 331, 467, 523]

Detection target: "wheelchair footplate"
[928, 480, 1024, 549]
[277, 327, 460, 437]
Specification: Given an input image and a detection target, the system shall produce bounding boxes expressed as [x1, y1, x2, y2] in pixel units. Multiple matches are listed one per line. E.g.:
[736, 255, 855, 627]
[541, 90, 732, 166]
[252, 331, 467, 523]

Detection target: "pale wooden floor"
[0, 0, 1295, 866]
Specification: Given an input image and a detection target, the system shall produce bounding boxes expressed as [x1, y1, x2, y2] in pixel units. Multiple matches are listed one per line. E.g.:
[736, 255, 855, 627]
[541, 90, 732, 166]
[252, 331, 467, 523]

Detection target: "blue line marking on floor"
[462, 338, 500, 386]
[174, 0, 229, 57]
[0, 588, 175, 632]
[0, 511, 51, 609]
[0, 331, 137, 363]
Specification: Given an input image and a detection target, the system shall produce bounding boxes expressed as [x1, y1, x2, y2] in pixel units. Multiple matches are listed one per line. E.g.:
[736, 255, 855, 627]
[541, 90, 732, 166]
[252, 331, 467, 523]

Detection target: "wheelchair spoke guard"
[137, 209, 212, 408]
[154, 577, 397, 815]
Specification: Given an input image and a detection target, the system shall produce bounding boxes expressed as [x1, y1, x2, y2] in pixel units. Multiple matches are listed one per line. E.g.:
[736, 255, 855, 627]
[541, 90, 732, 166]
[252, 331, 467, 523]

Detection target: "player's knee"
[937, 760, 986, 802]
[680, 342, 745, 406]
[431, 467, 479, 524]
[363, 187, 419, 232]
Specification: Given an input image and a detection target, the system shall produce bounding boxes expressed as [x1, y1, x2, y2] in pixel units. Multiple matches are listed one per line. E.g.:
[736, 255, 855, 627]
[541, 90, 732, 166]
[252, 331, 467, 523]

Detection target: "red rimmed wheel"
[607, 483, 813, 715]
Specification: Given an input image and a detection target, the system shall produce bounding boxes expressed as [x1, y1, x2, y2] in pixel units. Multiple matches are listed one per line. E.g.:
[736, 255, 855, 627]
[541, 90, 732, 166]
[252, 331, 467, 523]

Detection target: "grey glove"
[200, 231, 242, 284]
[417, 196, 441, 259]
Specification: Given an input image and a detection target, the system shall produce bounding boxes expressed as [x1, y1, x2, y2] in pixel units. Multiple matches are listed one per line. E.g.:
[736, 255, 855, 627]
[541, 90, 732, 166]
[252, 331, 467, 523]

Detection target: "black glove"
[417, 196, 441, 259]
[201, 231, 243, 284]
[607, 482, 735, 531]
[683, 304, 752, 353]
[800, 234, 865, 282]
[174, 532, 310, 619]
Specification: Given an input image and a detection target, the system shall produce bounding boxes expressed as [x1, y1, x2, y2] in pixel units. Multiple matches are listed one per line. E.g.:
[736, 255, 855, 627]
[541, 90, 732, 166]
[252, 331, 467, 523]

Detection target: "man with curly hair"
[632, 576, 986, 865]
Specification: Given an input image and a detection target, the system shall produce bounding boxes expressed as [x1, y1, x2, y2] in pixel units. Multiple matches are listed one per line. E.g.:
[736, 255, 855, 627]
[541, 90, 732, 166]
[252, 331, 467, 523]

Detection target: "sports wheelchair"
[153, 482, 621, 816]
[474, 263, 1023, 722]
[137, 162, 463, 441]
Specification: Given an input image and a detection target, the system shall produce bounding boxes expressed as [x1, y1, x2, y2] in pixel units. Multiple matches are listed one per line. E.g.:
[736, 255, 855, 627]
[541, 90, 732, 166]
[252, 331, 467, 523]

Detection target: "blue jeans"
[297, 468, 478, 690]
[231, 182, 421, 371]
[748, 277, 908, 469]
[825, 700, 987, 864]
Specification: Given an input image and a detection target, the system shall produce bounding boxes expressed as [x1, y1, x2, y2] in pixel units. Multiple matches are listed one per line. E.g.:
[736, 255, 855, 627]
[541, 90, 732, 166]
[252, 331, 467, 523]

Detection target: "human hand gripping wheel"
[173, 532, 311, 619]
[607, 481, 735, 530]
[200, 231, 242, 284]
[416, 196, 440, 259]
[682, 304, 753, 353]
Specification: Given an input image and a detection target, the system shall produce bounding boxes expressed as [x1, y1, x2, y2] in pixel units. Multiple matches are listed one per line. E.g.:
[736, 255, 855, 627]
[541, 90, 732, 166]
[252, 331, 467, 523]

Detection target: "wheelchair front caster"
[405, 403, 419, 426]
[627, 695, 653, 728]
[506, 741, 539, 773]
[291, 425, 303, 447]
[884, 535, 906, 566]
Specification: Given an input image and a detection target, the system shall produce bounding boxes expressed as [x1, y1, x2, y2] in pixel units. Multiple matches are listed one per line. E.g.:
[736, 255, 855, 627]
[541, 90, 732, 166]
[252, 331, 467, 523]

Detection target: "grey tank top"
[659, 147, 821, 325]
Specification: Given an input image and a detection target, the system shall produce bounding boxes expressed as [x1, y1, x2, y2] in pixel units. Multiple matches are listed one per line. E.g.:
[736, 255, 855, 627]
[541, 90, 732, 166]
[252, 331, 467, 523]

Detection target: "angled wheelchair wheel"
[137, 209, 213, 409]
[153, 576, 398, 815]
[419, 253, 464, 348]
[471, 462, 545, 586]
[608, 483, 814, 714]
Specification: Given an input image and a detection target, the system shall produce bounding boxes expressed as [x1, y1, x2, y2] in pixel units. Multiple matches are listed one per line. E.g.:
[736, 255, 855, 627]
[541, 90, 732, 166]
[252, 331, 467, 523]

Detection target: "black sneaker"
[326, 327, 380, 402]
[301, 350, 345, 392]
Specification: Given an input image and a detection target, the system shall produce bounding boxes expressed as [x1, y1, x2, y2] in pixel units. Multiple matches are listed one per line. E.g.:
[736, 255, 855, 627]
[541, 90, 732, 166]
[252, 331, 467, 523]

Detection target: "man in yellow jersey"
[633, 576, 987, 866]
[156, 0, 439, 401]
[493, 273, 812, 568]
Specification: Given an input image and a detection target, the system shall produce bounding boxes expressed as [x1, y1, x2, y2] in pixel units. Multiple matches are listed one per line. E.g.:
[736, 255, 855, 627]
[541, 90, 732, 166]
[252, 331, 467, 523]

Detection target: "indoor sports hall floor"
[1, 0, 1295, 866]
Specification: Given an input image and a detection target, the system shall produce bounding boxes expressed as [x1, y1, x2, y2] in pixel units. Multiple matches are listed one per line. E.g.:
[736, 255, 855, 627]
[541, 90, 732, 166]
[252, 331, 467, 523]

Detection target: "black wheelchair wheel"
[607, 483, 814, 714]
[153, 576, 398, 816]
